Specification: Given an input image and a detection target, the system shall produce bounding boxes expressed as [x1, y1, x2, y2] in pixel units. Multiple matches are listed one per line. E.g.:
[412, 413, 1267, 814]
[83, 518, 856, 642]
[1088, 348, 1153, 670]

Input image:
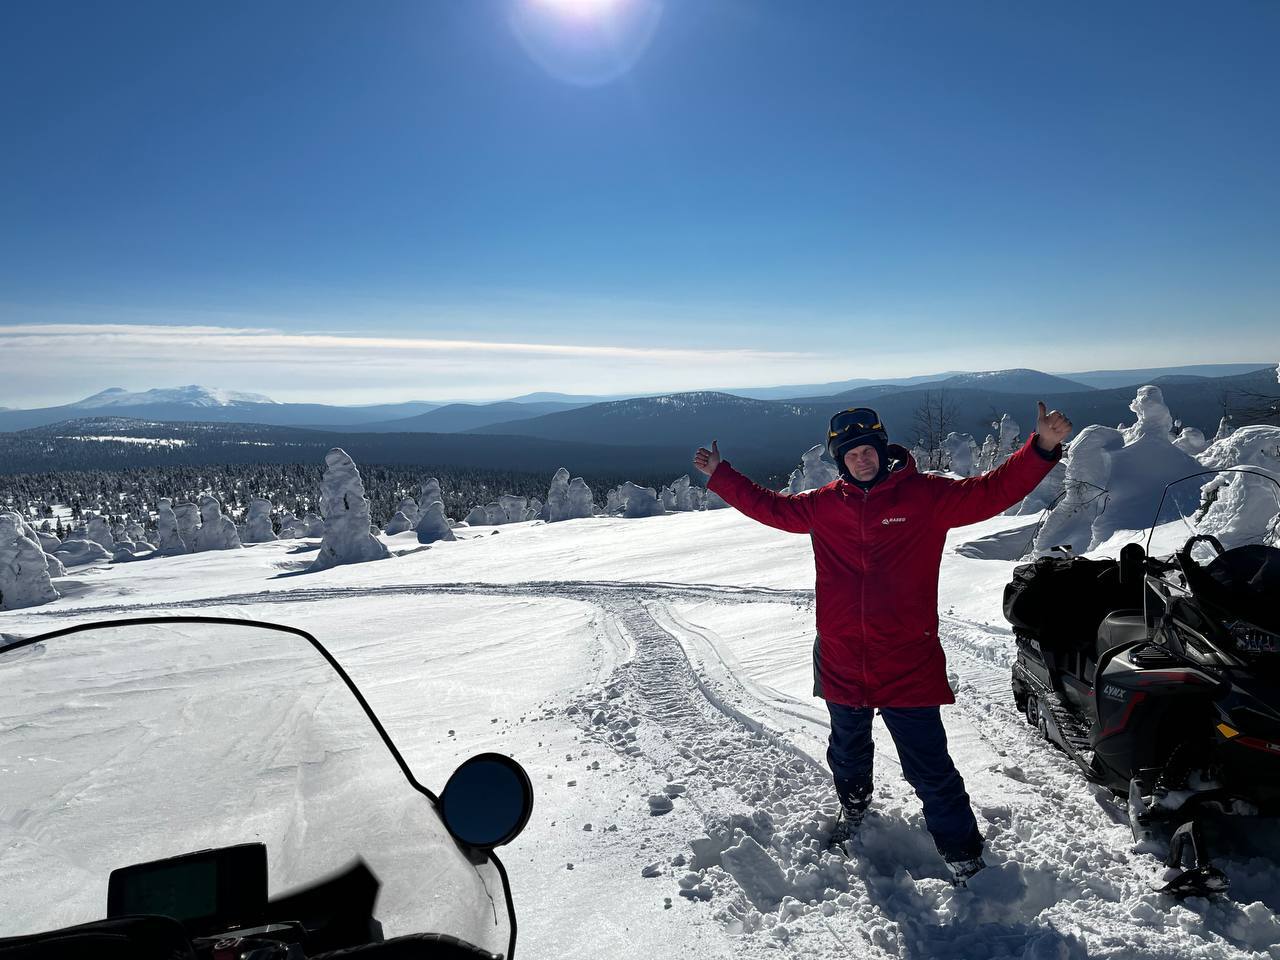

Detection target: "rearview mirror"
[439, 753, 533, 850]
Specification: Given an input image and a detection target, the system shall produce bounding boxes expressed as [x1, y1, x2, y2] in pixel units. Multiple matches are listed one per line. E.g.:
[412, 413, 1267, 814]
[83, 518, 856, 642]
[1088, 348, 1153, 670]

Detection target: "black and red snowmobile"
[1006, 468, 1280, 897]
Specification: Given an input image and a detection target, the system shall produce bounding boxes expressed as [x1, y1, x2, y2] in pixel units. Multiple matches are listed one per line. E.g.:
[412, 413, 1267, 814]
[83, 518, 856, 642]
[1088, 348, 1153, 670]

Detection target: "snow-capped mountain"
[76, 385, 280, 408]
[0, 388, 443, 432]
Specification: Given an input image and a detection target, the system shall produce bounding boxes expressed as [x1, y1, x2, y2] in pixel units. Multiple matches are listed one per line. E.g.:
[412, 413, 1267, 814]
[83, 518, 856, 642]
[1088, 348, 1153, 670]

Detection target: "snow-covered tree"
[1, 512, 59, 610]
[785, 445, 839, 493]
[384, 511, 415, 535]
[85, 515, 114, 550]
[1033, 386, 1202, 555]
[175, 503, 200, 553]
[942, 433, 979, 478]
[243, 498, 278, 543]
[311, 449, 391, 571]
[608, 482, 665, 518]
[416, 500, 457, 544]
[194, 495, 242, 552]
[416, 479, 443, 521]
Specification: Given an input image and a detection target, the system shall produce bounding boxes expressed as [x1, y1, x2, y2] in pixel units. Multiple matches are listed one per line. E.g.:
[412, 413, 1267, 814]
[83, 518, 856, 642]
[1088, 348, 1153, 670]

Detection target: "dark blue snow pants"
[826, 702, 983, 862]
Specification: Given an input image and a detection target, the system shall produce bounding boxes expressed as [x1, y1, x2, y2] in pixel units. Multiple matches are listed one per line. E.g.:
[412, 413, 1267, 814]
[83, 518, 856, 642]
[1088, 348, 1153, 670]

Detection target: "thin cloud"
[0, 322, 832, 406]
[0, 323, 816, 363]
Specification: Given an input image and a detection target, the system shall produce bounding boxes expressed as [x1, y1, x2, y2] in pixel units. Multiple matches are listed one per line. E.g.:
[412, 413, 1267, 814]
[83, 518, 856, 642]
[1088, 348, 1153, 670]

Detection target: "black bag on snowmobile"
[1003, 555, 1124, 650]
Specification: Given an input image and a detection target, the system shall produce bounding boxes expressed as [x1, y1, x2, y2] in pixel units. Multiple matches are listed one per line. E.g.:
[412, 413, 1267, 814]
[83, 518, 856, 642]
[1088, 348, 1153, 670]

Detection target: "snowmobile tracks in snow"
[13, 579, 813, 621]
[563, 596, 868, 955]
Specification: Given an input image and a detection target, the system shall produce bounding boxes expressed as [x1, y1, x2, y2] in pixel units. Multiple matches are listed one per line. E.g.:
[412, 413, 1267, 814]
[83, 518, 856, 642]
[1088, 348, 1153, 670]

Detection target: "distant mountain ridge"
[2, 363, 1270, 435]
[824, 368, 1094, 401]
[311, 399, 591, 434]
[471, 367, 1277, 456]
[1056, 363, 1271, 390]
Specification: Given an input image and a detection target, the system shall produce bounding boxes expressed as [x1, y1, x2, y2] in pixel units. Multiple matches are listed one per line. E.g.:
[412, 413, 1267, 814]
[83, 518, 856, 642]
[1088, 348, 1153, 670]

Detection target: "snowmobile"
[0, 616, 533, 959]
[1006, 468, 1280, 897]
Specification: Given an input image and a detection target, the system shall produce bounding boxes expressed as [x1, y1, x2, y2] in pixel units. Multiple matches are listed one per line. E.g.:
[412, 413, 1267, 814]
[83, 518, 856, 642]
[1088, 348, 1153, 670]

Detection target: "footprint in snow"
[1000, 764, 1033, 784]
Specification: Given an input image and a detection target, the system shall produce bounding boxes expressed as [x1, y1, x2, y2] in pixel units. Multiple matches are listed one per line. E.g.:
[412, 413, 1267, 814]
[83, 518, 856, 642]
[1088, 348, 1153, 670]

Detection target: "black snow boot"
[945, 855, 987, 887]
[828, 779, 871, 849]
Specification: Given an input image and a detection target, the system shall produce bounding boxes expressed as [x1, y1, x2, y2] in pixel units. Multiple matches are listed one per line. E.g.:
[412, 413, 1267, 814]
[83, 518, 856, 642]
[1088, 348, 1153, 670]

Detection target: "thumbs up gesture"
[694, 440, 722, 477]
[1035, 401, 1073, 451]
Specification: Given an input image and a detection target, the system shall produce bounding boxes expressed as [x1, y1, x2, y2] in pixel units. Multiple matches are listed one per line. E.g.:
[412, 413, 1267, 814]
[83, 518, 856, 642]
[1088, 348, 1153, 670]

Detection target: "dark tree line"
[0, 462, 691, 531]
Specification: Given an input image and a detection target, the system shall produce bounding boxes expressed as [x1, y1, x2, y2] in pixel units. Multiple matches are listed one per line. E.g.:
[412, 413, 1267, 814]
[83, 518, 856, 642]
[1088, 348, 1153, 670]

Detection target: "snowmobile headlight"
[1228, 620, 1280, 655]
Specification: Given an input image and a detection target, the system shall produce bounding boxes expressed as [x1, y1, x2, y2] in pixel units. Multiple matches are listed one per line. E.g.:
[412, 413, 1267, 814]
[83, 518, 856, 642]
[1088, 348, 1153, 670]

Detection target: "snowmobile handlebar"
[1178, 534, 1226, 561]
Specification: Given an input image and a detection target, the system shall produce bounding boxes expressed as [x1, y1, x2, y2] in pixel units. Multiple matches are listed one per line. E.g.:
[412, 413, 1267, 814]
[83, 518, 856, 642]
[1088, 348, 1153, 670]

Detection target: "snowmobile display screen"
[107, 844, 266, 932]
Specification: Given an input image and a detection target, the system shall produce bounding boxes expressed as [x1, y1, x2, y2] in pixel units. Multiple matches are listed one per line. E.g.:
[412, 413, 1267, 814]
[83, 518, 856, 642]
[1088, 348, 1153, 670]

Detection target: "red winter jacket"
[707, 434, 1061, 707]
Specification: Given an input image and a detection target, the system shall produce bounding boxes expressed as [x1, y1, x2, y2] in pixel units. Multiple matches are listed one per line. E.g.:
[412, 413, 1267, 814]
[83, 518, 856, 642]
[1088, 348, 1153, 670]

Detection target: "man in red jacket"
[693, 402, 1071, 884]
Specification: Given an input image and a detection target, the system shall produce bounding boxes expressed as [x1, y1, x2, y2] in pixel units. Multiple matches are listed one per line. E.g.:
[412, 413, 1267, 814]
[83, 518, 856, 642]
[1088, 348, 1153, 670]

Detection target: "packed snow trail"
[12, 578, 810, 621]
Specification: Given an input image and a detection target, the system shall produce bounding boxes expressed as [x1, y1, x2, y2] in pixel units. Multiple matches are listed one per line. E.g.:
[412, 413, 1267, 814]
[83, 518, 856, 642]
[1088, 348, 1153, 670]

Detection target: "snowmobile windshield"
[1146, 468, 1279, 564]
[0, 619, 510, 953]
[1146, 469, 1280, 640]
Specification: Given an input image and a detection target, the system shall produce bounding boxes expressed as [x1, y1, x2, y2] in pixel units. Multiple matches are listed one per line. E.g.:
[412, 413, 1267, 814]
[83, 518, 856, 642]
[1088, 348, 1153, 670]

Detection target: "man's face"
[843, 443, 880, 482]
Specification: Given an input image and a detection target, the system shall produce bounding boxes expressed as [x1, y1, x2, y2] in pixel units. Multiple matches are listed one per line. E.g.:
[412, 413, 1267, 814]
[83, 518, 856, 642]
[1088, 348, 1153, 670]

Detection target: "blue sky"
[2, 0, 1277, 405]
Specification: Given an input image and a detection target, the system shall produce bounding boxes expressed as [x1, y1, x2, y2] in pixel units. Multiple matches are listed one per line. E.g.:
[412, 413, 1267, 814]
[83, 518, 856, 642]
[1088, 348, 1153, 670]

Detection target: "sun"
[531, 0, 625, 18]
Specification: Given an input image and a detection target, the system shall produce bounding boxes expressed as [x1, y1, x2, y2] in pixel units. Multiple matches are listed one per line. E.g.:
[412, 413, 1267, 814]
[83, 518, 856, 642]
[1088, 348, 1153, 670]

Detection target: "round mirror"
[439, 753, 533, 850]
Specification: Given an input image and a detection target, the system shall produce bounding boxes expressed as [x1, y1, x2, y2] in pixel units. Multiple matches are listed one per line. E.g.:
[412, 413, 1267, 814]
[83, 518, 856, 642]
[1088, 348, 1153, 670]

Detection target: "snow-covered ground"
[3, 509, 1279, 959]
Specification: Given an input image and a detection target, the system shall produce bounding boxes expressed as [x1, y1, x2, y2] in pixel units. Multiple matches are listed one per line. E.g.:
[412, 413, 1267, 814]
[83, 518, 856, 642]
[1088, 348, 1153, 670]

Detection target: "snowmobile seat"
[1096, 610, 1148, 661]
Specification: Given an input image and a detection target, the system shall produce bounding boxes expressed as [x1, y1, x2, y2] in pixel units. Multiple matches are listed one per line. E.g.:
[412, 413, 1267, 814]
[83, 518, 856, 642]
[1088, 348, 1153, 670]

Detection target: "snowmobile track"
[565, 595, 863, 955]
[11, 579, 813, 622]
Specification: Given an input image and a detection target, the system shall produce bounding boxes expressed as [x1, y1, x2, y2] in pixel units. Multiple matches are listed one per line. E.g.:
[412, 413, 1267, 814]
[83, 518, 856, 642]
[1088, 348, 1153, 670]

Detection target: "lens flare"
[510, 0, 663, 87]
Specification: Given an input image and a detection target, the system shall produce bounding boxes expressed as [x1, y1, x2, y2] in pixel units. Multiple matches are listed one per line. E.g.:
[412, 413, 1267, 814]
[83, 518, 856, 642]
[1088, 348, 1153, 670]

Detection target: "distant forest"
[0, 462, 695, 530]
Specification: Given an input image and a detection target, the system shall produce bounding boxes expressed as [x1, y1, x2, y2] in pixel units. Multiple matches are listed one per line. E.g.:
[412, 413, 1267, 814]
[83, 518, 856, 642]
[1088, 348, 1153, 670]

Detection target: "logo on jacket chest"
[881, 516, 908, 526]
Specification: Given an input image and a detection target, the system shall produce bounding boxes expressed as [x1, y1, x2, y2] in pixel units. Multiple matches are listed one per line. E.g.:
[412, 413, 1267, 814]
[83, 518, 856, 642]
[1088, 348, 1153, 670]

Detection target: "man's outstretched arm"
[694, 440, 817, 534]
[937, 402, 1072, 528]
